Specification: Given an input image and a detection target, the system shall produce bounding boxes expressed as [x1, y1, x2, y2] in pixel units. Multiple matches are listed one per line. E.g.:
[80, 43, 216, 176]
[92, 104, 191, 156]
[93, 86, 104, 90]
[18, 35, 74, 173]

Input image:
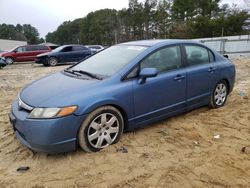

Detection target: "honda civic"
[9, 40, 235, 153]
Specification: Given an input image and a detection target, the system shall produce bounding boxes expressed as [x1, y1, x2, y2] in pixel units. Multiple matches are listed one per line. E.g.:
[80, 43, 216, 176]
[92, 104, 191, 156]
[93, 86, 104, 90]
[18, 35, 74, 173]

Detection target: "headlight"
[29, 106, 77, 119]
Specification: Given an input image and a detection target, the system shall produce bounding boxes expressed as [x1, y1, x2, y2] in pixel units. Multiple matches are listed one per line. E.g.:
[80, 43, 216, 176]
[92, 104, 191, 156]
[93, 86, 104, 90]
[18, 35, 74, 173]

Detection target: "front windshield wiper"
[64, 69, 103, 80]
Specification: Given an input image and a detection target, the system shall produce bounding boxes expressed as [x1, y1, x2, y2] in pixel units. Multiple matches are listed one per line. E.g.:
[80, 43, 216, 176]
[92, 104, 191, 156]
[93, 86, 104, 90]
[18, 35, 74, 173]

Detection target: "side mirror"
[223, 54, 229, 59]
[138, 68, 158, 84]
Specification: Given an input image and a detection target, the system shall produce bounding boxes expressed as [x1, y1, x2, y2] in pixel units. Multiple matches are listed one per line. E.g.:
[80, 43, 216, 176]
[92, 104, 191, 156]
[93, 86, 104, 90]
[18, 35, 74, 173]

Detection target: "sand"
[0, 59, 249, 188]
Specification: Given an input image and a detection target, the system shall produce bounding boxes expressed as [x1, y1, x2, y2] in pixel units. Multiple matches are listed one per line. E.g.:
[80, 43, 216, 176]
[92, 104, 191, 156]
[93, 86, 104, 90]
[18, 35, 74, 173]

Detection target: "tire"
[209, 80, 228, 108]
[78, 106, 124, 152]
[5, 57, 14, 64]
[47, 57, 58, 66]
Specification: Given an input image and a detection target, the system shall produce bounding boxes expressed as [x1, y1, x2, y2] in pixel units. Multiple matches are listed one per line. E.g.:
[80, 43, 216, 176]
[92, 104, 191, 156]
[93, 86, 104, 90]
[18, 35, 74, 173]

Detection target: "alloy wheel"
[87, 113, 119, 149]
[6, 57, 13, 64]
[214, 83, 227, 106]
[48, 57, 58, 66]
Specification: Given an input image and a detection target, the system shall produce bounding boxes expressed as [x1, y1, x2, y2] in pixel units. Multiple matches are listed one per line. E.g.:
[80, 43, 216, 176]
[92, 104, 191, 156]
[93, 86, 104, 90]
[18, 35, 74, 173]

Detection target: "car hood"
[37, 52, 54, 57]
[20, 72, 100, 108]
[0, 51, 9, 56]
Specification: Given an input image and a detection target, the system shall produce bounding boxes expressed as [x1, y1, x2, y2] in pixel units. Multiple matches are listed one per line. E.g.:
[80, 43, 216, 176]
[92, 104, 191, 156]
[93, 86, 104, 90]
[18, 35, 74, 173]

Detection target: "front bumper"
[35, 57, 47, 64]
[9, 100, 86, 153]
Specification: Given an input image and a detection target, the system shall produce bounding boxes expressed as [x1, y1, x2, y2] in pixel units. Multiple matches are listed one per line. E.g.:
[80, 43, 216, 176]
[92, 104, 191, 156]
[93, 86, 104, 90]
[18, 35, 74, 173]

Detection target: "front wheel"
[47, 57, 58, 66]
[5, 57, 14, 64]
[209, 80, 228, 108]
[78, 106, 124, 152]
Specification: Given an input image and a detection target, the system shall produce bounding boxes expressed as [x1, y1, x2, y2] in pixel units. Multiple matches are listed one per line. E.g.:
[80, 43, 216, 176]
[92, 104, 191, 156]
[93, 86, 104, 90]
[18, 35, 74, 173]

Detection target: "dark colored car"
[35, 45, 93, 66]
[9, 40, 235, 153]
[0, 57, 7, 68]
[0, 45, 51, 64]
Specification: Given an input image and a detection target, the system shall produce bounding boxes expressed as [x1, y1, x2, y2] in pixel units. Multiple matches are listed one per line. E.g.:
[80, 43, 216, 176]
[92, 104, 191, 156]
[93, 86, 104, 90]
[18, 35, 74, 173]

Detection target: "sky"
[0, 0, 247, 38]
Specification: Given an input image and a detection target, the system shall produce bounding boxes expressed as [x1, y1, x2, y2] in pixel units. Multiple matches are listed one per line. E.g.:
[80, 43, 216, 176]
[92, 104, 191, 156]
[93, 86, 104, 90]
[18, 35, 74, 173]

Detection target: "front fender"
[75, 82, 133, 120]
[75, 98, 127, 116]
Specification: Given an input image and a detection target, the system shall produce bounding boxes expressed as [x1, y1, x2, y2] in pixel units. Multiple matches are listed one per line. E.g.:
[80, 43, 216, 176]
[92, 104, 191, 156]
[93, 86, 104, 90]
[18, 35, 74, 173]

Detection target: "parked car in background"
[0, 57, 7, 68]
[85, 45, 104, 53]
[9, 40, 235, 153]
[35, 45, 93, 66]
[0, 45, 51, 64]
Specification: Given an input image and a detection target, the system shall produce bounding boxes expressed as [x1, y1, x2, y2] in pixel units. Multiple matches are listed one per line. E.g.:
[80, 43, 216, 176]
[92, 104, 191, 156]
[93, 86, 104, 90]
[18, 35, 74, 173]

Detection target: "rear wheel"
[78, 106, 124, 152]
[47, 57, 58, 66]
[209, 80, 228, 108]
[5, 57, 14, 64]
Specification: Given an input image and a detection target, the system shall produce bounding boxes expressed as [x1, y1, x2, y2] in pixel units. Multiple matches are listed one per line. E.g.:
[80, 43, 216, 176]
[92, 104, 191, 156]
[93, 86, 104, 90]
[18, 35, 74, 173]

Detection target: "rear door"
[35, 46, 50, 56]
[184, 44, 218, 108]
[72, 46, 91, 61]
[26, 46, 39, 60]
[132, 45, 187, 125]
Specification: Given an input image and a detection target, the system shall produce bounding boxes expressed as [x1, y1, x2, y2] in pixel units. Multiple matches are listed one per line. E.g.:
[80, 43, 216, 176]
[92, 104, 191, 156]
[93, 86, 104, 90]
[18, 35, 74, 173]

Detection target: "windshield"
[71, 45, 148, 76]
[9, 46, 18, 52]
[52, 46, 64, 52]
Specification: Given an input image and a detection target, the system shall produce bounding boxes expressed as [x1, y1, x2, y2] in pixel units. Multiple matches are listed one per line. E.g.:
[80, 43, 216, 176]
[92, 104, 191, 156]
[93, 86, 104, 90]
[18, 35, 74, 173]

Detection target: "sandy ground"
[0, 59, 249, 188]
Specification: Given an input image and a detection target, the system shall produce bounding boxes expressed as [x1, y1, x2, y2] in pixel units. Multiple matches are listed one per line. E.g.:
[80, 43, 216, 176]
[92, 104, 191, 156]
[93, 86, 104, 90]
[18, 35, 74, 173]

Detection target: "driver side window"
[62, 46, 73, 52]
[16, 47, 26, 52]
[141, 46, 182, 73]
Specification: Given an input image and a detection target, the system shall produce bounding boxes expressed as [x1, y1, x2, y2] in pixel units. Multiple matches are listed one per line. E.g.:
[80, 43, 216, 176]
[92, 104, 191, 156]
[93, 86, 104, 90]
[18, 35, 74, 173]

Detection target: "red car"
[0, 45, 52, 64]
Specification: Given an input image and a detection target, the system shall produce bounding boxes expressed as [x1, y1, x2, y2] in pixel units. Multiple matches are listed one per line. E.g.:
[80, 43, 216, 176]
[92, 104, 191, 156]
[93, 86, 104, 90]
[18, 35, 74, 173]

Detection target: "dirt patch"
[0, 60, 250, 188]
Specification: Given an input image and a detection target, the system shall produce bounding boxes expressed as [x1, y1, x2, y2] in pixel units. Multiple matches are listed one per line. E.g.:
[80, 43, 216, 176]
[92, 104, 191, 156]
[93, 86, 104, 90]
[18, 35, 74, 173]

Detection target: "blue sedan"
[9, 40, 235, 153]
[35, 45, 93, 66]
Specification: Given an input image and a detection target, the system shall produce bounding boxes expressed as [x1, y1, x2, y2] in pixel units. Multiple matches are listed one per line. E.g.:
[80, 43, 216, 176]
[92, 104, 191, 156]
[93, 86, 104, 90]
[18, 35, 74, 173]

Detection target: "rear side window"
[185, 45, 213, 66]
[26, 46, 36, 52]
[141, 45, 182, 73]
[37, 46, 49, 51]
[208, 50, 215, 62]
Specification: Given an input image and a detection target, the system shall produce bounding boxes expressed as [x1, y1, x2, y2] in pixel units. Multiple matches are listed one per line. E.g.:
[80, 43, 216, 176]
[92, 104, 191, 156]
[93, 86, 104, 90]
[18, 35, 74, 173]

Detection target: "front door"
[14, 46, 31, 61]
[132, 45, 187, 125]
[58, 46, 73, 62]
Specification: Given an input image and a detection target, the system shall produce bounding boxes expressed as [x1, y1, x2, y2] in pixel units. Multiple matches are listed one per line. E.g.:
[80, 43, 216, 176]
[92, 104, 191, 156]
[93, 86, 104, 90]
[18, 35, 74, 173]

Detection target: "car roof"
[60, 44, 85, 47]
[86, 45, 103, 47]
[119, 39, 201, 47]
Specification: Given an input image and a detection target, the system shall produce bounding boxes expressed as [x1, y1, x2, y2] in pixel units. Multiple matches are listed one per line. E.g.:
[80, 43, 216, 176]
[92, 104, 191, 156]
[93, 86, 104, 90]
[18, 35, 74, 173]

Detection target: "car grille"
[18, 97, 33, 112]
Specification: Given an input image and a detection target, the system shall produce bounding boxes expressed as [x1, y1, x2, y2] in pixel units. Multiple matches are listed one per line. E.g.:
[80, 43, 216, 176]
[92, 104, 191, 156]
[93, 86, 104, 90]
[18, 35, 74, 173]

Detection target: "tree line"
[46, 0, 249, 45]
[0, 24, 44, 44]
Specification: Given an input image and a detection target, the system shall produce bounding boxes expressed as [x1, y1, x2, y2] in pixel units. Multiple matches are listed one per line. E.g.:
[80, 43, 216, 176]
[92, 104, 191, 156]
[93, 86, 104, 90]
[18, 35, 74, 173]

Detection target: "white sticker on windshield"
[127, 46, 147, 51]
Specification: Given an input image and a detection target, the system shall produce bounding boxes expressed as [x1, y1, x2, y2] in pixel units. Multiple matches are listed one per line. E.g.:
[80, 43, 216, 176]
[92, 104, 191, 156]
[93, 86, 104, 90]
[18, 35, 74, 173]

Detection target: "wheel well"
[75, 104, 129, 149]
[109, 104, 129, 132]
[222, 79, 230, 92]
[5, 56, 14, 60]
[48, 56, 58, 60]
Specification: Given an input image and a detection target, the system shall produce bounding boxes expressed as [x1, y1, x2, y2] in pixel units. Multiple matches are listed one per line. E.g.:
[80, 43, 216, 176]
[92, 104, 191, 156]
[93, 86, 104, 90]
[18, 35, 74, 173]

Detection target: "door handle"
[174, 75, 185, 81]
[208, 67, 216, 73]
